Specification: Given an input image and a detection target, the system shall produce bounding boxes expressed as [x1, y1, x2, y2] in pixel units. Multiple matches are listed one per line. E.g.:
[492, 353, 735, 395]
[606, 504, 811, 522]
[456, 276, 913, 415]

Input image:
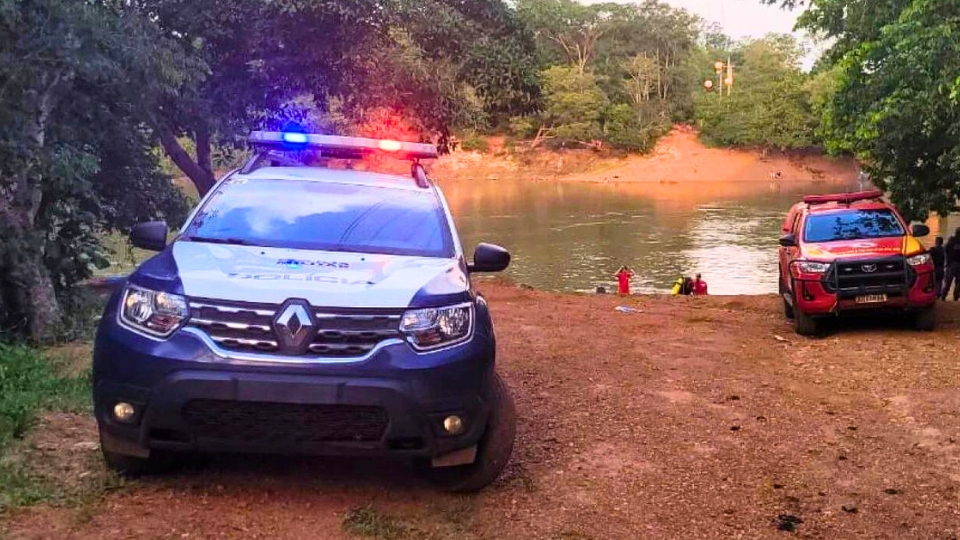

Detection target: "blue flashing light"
[282, 132, 309, 144]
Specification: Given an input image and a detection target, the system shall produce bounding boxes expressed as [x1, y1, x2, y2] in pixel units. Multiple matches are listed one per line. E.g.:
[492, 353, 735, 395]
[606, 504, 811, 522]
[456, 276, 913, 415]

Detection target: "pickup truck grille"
[186, 300, 403, 358]
[182, 400, 388, 443]
[822, 257, 913, 298]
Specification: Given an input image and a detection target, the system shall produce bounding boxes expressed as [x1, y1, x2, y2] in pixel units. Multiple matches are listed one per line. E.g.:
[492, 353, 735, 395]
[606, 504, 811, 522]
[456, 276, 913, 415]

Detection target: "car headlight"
[907, 253, 931, 266]
[400, 303, 474, 351]
[795, 261, 830, 274]
[119, 285, 189, 337]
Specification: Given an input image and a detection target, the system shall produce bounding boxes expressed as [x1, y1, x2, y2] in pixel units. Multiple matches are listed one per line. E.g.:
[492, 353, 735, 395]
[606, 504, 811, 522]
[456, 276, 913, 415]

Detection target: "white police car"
[93, 131, 515, 492]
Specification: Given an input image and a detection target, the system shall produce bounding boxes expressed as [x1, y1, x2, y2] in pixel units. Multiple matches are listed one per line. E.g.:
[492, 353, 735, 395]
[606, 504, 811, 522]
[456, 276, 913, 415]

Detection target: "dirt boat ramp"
[5, 282, 960, 539]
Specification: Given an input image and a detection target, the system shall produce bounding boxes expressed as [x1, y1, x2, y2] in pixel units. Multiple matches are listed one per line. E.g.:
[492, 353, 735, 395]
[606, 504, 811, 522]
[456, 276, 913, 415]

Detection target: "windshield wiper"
[182, 236, 261, 247]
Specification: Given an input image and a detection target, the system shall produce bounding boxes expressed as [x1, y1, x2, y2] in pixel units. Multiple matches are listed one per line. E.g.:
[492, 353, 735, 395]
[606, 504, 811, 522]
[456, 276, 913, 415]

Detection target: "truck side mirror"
[468, 243, 511, 273]
[778, 234, 797, 248]
[911, 224, 930, 237]
[130, 221, 168, 252]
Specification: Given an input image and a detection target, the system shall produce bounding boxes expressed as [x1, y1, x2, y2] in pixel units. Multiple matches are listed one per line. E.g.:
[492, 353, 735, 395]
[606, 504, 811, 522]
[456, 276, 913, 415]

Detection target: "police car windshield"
[182, 178, 454, 258]
[804, 209, 904, 243]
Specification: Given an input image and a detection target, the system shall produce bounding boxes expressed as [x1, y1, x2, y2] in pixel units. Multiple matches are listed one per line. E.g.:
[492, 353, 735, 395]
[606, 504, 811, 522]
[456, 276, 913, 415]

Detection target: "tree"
[516, 0, 627, 75]
[694, 34, 817, 150]
[766, 0, 960, 218]
[537, 66, 609, 146]
[0, 0, 186, 341]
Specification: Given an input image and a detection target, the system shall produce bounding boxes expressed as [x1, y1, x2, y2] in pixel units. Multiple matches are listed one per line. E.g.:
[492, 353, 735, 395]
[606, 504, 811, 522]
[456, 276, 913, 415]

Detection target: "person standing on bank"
[941, 229, 960, 301]
[615, 265, 635, 296]
[930, 236, 945, 298]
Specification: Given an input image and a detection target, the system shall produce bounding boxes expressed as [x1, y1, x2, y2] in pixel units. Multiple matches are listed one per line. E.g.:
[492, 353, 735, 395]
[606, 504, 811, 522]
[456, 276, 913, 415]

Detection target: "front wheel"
[417, 372, 516, 492]
[794, 310, 819, 337]
[915, 306, 936, 332]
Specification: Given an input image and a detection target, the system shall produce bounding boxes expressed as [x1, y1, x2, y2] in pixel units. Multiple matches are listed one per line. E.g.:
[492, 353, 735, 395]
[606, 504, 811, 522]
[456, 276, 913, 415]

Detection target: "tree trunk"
[195, 124, 214, 180]
[157, 125, 216, 197]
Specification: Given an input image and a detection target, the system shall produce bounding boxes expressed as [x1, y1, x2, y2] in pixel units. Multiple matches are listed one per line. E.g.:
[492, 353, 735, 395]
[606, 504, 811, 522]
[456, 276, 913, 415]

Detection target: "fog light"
[113, 402, 135, 422]
[443, 415, 464, 435]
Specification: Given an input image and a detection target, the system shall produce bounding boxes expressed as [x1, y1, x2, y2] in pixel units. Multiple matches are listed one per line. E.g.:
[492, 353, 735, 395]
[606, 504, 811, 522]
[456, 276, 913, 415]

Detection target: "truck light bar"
[803, 190, 884, 205]
[248, 131, 438, 160]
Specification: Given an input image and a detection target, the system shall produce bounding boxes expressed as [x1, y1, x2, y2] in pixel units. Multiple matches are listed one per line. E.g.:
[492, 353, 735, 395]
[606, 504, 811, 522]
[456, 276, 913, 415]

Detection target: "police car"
[93, 131, 515, 492]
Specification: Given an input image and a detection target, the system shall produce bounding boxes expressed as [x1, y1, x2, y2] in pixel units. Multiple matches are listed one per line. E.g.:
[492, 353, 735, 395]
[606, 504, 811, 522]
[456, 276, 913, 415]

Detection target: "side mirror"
[130, 221, 168, 252]
[468, 243, 511, 273]
[911, 224, 930, 237]
[778, 233, 797, 248]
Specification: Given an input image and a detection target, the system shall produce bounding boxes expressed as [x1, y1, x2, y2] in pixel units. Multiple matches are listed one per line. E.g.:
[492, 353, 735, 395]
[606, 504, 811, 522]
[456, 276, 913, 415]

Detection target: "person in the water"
[692, 273, 708, 295]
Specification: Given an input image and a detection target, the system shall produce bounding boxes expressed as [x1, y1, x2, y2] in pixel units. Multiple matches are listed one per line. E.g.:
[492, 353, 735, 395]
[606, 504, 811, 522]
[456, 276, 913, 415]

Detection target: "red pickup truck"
[778, 190, 937, 335]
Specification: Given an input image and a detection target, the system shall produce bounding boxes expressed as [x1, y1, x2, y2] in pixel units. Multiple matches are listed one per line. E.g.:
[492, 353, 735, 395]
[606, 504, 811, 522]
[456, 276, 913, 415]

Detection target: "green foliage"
[787, 0, 960, 219]
[460, 135, 491, 153]
[0, 345, 89, 451]
[0, 0, 187, 340]
[603, 104, 665, 152]
[694, 34, 817, 150]
[541, 66, 609, 144]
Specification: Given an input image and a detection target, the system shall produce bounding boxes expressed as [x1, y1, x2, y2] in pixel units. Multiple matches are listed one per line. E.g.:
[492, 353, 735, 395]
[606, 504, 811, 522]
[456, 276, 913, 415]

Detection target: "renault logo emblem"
[273, 300, 315, 353]
[861, 264, 877, 273]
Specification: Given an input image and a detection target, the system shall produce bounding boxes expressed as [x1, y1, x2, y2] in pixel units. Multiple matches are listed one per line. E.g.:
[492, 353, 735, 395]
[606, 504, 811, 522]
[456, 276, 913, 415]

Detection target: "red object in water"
[693, 279, 708, 296]
[616, 269, 633, 295]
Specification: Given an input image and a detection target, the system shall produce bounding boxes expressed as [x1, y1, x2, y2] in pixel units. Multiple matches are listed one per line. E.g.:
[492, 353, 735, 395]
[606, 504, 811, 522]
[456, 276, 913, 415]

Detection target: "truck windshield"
[804, 209, 904, 242]
[181, 178, 454, 258]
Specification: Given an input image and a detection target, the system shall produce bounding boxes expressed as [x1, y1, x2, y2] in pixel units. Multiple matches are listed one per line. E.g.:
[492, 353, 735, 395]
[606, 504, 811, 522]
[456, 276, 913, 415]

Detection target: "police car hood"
[802, 236, 921, 261]
[148, 242, 467, 309]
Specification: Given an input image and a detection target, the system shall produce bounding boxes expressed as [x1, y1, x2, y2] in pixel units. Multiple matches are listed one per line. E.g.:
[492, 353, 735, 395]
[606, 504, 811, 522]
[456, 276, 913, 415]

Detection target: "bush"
[460, 135, 490, 153]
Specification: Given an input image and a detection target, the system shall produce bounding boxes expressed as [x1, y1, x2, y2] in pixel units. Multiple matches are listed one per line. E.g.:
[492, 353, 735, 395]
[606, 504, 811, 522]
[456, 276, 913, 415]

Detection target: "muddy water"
[438, 178, 858, 295]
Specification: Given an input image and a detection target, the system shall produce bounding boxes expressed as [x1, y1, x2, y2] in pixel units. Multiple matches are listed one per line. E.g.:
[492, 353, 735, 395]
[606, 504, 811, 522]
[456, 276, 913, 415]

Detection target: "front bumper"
[93, 300, 496, 460]
[791, 258, 937, 316]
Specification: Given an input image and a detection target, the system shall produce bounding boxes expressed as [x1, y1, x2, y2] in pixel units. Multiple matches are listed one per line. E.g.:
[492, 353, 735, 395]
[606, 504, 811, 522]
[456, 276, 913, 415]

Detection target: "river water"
[438, 178, 860, 295]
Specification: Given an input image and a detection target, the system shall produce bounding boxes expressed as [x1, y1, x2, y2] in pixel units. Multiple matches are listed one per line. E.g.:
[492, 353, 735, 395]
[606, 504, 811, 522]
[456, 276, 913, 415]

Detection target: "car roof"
[804, 200, 894, 215]
[234, 166, 428, 192]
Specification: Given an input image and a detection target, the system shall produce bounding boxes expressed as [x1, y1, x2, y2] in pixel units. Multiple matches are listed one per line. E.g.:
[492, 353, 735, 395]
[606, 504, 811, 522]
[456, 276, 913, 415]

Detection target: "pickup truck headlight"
[796, 261, 830, 274]
[400, 303, 473, 351]
[907, 253, 931, 266]
[120, 285, 189, 337]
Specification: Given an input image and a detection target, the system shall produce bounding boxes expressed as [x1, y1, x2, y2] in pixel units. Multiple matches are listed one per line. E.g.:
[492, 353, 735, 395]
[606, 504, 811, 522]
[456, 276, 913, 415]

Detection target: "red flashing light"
[378, 140, 403, 152]
[802, 190, 884, 205]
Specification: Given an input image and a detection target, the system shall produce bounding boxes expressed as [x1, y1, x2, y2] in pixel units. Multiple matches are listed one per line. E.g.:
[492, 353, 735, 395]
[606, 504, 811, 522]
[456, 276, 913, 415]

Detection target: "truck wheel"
[915, 307, 936, 332]
[794, 310, 819, 336]
[779, 273, 794, 319]
[782, 297, 795, 319]
[417, 371, 516, 493]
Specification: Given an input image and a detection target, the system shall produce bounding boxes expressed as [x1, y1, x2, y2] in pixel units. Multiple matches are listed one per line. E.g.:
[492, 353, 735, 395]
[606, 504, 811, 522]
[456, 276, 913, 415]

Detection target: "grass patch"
[0, 344, 93, 511]
[342, 506, 413, 540]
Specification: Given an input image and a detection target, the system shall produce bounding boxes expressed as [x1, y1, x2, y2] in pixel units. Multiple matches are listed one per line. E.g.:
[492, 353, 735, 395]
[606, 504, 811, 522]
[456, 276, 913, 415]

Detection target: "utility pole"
[725, 56, 734, 96]
[714, 60, 724, 100]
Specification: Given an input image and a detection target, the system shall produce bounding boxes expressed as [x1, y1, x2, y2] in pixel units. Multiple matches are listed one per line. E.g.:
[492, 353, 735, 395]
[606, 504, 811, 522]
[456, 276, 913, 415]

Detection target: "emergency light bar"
[248, 131, 438, 160]
[803, 189, 884, 205]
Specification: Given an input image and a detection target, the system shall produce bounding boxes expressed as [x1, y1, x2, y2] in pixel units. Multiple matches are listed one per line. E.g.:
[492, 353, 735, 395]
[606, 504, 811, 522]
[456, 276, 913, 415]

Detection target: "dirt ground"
[432, 125, 860, 186]
[5, 282, 960, 539]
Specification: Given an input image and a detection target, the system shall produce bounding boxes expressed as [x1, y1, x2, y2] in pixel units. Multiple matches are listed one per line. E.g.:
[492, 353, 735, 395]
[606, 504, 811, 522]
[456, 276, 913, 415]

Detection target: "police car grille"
[182, 400, 388, 443]
[187, 301, 402, 358]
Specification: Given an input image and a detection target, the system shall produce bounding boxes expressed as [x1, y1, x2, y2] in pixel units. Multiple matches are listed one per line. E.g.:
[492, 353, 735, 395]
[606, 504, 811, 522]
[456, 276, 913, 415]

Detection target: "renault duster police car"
[93, 132, 515, 492]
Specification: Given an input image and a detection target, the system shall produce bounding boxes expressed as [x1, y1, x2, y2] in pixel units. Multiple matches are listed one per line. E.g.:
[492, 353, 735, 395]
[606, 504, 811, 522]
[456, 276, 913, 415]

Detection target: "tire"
[794, 310, 819, 337]
[915, 306, 936, 332]
[782, 296, 795, 319]
[417, 371, 516, 493]
[779, 272, 794, 319]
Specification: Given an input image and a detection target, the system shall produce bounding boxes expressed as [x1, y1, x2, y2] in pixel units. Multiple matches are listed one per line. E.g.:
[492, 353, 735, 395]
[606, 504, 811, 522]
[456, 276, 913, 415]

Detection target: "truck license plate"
[855, 294, 887, 304]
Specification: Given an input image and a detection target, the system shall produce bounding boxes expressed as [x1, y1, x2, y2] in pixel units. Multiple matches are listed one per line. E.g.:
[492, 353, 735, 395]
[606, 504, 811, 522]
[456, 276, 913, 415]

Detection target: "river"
[438, 178, 862, 295]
